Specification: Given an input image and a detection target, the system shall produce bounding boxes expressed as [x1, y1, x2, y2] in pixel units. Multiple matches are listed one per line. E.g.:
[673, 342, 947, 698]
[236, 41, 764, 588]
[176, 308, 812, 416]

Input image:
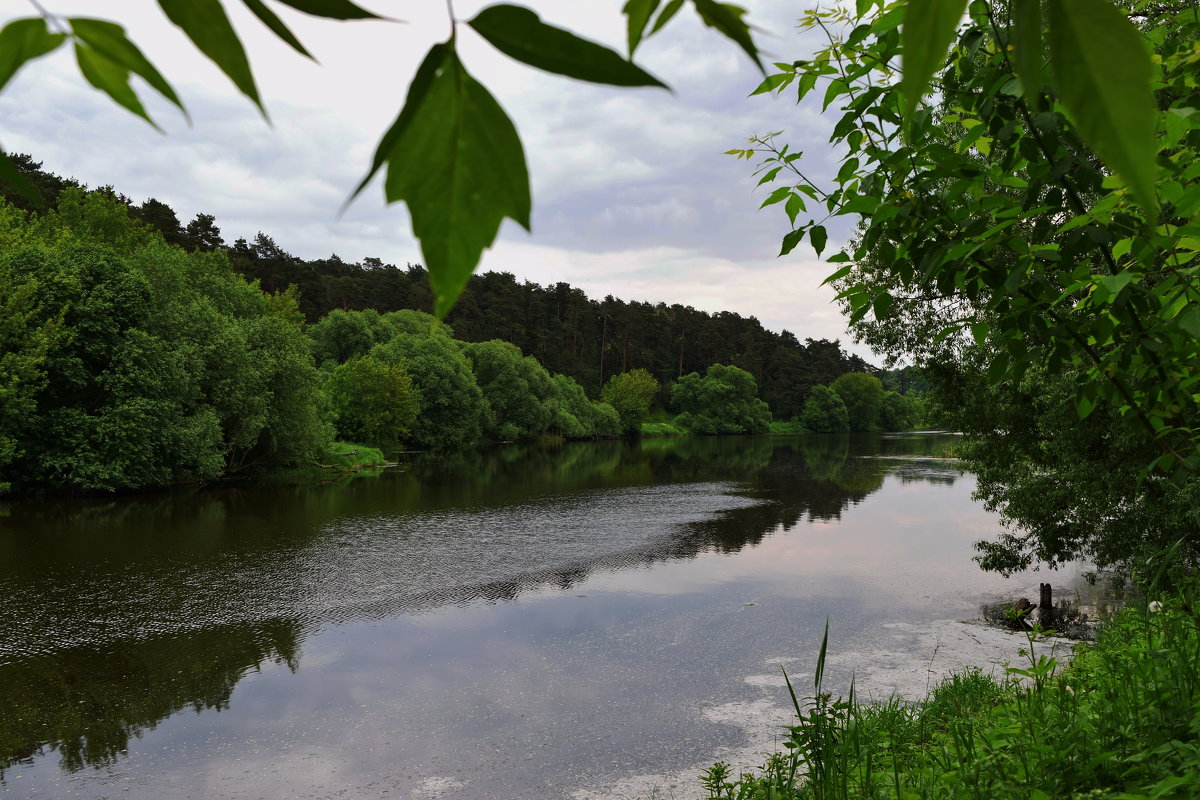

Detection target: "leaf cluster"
[743, 0, 1200, 476]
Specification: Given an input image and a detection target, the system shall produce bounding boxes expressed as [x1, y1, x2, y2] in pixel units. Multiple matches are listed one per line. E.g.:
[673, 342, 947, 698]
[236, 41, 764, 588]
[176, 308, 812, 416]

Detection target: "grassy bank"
[706, 581, 1200, 799]
[318, 442, 387, 470]
[264, 442, 387, 484]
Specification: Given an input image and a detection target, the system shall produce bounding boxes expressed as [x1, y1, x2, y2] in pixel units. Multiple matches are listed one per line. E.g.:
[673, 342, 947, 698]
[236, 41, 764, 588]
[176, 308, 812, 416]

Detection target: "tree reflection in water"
[0, 433, 963, 778]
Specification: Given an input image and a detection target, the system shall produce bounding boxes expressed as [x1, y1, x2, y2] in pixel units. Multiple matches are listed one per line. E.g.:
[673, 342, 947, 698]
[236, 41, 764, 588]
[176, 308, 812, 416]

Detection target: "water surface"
[0, 433, 1077, 799]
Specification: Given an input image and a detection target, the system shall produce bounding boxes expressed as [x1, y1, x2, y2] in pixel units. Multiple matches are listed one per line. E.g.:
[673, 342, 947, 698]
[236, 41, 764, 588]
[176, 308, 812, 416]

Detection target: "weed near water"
[703, 580, 1200, 799]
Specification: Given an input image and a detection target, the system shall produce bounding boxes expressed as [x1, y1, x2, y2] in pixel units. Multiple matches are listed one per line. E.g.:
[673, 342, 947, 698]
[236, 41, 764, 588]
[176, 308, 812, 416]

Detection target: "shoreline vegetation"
[703, 580, 1198, 800]
[0, 162, 925, 499]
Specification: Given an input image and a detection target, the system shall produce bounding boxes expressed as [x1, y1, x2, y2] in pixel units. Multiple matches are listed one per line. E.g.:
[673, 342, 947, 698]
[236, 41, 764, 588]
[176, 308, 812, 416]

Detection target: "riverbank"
[584, 580, 1196, 800]
[573, 606, 1078, 800]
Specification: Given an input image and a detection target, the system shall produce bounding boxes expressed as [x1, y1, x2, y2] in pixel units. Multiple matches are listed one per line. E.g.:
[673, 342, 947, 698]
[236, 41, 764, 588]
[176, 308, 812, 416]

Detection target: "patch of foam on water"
[412, 776, 466, 798]
[572, 619, 1075, 800]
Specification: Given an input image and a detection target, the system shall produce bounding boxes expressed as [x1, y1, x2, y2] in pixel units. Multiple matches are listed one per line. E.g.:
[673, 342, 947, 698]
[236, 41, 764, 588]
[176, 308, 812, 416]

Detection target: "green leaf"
[1011, 0, 1044, 109]
[650, 0, 686, 35]
[241, 0, 314, 59]
[900, 0, 967, 125]
[784, 192, 805, 224]
[0, 18, 67, 94]
[0, 146, 43, 207]
[69, 18, 186, 116]
[822, 264, 853, 286]
[274, 0, 381, 19]
[1076, 392, 1097, 419]
[1177, 308, 1200, 338]
[157, 0, 263, 115]
[810, 224, 828, 256]
[74, 41, 157, 128]
[779, 227, 805, 256]
[1047, 0, 1159, 214]
[873, 291, 894, 319]
[760, 186, 789, 209]
[971, 321, 989, 347]
[469, 5, 666, 88]
[750, 72, 789, 96]
[691, 0, 763, 73]
[623, 0, 661, 55]
[378, 43, 531, 319]
[347, 45, 444, 207]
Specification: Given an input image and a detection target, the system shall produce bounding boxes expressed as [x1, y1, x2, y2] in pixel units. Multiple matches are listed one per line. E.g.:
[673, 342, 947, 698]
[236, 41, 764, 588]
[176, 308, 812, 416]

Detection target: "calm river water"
[0, 433, 1088, 799]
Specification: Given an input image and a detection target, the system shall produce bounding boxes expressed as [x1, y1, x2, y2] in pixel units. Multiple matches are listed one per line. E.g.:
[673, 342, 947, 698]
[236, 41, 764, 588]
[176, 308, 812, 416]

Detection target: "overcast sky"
[0, 1, 869, 355]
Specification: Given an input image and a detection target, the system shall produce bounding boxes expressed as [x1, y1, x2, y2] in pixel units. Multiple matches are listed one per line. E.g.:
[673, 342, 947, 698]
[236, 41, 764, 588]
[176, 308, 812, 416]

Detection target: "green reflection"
[0, 433, 963, 780]
[0, 619, 300, 776]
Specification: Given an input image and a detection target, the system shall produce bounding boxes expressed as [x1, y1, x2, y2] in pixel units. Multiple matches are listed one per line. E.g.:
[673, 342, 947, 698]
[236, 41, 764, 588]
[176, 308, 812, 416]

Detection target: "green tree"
[878, 391, 922, 432]
[601, 368, 659, 435]
[830, 373, 884, 433]
[381, 308, 452, 339]
[944, 365, 1200, 572]
[463, 339, 555, 441]
[371, 332, 484, 450]
[546, 373, 622, 439]
[326, 355, 418, 445]
[742, 2, 1200, 568]
[670, 363, 771, 435]
[799, 385, 849, 434]
[0, 189, 333, 493]
[308, 308, 392, 367]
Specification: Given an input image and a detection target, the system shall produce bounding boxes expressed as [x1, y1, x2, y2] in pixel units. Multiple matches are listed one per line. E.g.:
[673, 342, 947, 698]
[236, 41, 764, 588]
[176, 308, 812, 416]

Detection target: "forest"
[0, 158, 922, 496]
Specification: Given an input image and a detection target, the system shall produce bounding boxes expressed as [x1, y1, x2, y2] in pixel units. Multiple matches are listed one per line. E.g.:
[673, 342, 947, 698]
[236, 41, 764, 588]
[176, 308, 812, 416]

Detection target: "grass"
[770, 421, 809, 434]
[641, 421, 690, 436]
[319, 441, 386, 469]
[703, 576, 1200, 799]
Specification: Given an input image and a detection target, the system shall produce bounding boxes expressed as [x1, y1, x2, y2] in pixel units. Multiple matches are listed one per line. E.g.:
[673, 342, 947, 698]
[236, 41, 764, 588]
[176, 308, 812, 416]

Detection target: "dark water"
[0, 433, 1063, 799]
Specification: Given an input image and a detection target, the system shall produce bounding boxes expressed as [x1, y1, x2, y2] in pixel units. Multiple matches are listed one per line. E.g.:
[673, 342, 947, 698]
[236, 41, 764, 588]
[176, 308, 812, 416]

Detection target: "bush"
[799, 385, 849, 433]
[670, 364, 771, 434]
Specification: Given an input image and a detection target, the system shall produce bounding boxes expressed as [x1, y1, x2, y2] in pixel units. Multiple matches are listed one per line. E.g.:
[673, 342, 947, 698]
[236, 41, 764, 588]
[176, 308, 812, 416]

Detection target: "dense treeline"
[0, 160, 930, 496]
[0, 189, 331, 494]
[2, 157, 876, 411]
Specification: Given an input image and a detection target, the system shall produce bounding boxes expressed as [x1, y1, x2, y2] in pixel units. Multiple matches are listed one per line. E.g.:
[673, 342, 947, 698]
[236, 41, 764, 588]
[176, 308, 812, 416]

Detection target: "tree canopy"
[671, 364, 771, 435]
[741, 0, 1199, 569]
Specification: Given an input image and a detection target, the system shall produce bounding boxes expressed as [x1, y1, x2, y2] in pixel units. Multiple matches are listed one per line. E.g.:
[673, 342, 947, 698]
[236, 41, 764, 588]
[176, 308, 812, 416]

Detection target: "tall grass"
[703, 577, 1200, 799]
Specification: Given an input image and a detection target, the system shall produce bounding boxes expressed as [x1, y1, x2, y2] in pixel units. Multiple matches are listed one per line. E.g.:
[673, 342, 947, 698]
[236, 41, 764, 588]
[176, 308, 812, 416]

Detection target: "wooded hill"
[2, 156, 878, 416]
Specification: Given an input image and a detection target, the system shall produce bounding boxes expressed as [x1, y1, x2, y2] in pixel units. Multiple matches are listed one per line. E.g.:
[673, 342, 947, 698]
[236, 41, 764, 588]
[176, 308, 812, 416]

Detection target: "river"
[0, 433, 1095, 799]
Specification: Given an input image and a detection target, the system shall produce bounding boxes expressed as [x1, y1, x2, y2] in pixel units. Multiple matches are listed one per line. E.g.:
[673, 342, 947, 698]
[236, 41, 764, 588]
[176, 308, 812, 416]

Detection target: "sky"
[0, 1, 869, 355]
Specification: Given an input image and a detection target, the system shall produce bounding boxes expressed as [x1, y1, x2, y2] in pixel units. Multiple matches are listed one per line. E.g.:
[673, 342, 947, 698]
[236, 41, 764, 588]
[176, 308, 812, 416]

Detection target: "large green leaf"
[469, 5, 666, 88]
[900, 0, 967, 123]
[275, 0, 380, 19]
[346, 46, 442, 208]
[157, 0, 263, 114]
[0, 146, 43, 207]
[69, 19, 186, 117]
[0, 18, 66, 94]
[1047, 0, 1159, 214]
[241, 0, 314, 59]
[623, 0, 662, 55]
[691, 0, 763, 73]
[649, 0, 685, 36]
[379, 43, 531, 318]
[75, 41, 157, 128]
[1011, 0, 1044, 109]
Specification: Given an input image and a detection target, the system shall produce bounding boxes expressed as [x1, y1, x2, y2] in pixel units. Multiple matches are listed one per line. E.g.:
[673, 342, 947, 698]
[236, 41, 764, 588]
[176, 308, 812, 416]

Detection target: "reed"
[703, 575, 1200, 799]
